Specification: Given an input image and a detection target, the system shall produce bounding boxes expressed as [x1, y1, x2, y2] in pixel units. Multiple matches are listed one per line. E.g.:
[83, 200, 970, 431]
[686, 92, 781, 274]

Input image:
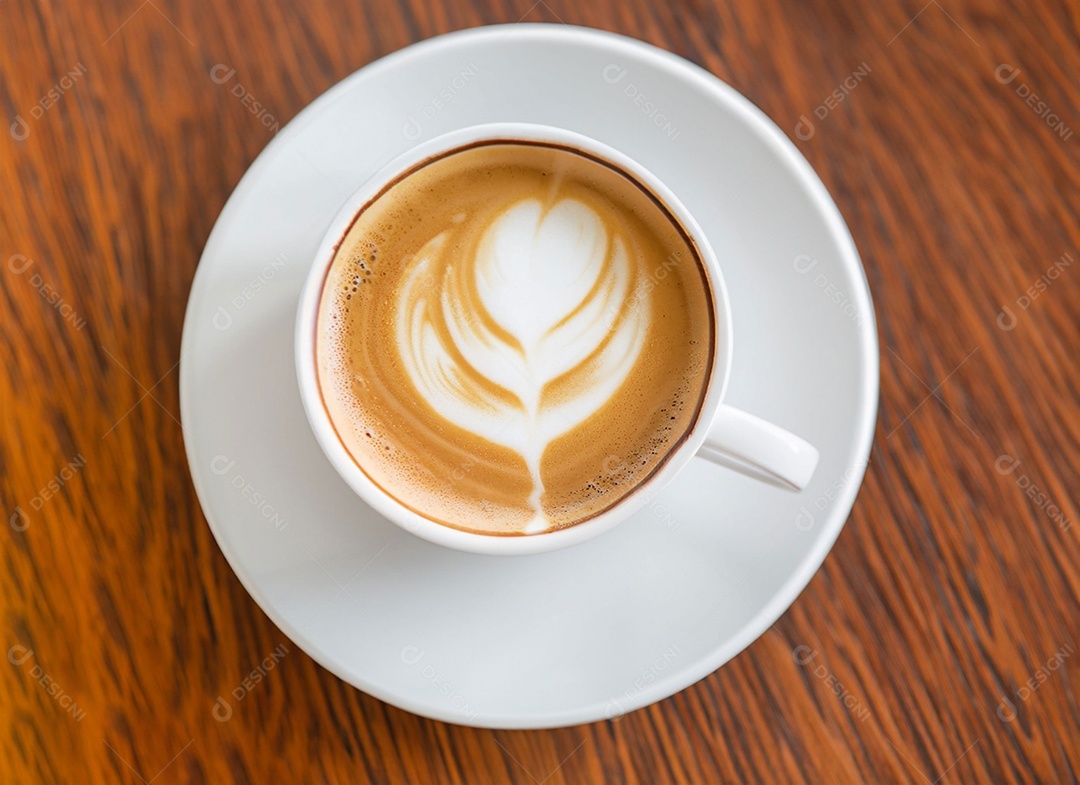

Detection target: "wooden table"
[2, 0, 1077, 782]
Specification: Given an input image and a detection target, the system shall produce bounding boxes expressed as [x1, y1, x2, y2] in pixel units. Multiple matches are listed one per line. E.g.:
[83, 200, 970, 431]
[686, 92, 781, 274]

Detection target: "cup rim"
[295, 122, 734, 555]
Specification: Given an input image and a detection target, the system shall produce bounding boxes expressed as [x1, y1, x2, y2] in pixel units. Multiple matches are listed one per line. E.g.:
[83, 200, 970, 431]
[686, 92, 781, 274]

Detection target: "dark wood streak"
[1, 0, 1078, 782]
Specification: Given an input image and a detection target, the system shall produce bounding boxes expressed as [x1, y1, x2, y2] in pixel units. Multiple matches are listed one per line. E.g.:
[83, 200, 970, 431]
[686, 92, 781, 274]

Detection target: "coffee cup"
[296, 123, 818, 555]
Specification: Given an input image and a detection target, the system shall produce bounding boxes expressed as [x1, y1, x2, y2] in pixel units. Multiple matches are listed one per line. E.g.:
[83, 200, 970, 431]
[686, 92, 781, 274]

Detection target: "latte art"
[316, 142, 713, 535]
[397, 197, 650, 532]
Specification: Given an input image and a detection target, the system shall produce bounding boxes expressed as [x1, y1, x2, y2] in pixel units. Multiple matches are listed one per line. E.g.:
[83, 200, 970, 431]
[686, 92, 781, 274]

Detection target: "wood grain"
[2, 0, 1077, 782]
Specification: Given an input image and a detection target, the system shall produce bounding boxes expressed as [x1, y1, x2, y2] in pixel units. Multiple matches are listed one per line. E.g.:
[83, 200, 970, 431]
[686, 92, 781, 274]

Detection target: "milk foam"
[395, 198, 650, 532]
[315, 142, 714, 536]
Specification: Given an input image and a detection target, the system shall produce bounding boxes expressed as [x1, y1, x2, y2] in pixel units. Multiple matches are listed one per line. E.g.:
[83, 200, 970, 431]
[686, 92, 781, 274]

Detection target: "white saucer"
[180, 24, 877, 729]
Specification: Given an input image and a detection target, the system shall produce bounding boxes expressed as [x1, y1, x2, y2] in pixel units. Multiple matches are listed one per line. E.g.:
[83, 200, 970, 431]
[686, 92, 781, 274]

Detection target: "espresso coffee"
[316, 141, 714, 535]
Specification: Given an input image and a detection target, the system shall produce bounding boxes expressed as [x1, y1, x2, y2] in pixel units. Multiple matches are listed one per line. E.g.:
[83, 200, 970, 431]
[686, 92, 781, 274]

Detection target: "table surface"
[2, 0, 1078, 782]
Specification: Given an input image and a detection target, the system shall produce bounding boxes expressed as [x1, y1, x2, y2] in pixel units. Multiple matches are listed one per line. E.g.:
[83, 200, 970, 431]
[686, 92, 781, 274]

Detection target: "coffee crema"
[316, 141, 714, 535]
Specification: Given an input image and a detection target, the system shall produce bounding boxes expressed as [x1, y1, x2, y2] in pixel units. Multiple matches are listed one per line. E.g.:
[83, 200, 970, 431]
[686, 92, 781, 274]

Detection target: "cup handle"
[696, 405, 819, 490]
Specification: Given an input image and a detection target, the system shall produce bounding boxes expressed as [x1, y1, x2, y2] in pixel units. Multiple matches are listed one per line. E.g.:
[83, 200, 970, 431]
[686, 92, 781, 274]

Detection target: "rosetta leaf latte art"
[395, 198, 650, 532]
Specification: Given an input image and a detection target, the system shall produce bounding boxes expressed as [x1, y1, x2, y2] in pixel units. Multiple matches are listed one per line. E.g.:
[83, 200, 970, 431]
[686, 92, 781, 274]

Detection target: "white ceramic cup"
[296, 122, 819, 555]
